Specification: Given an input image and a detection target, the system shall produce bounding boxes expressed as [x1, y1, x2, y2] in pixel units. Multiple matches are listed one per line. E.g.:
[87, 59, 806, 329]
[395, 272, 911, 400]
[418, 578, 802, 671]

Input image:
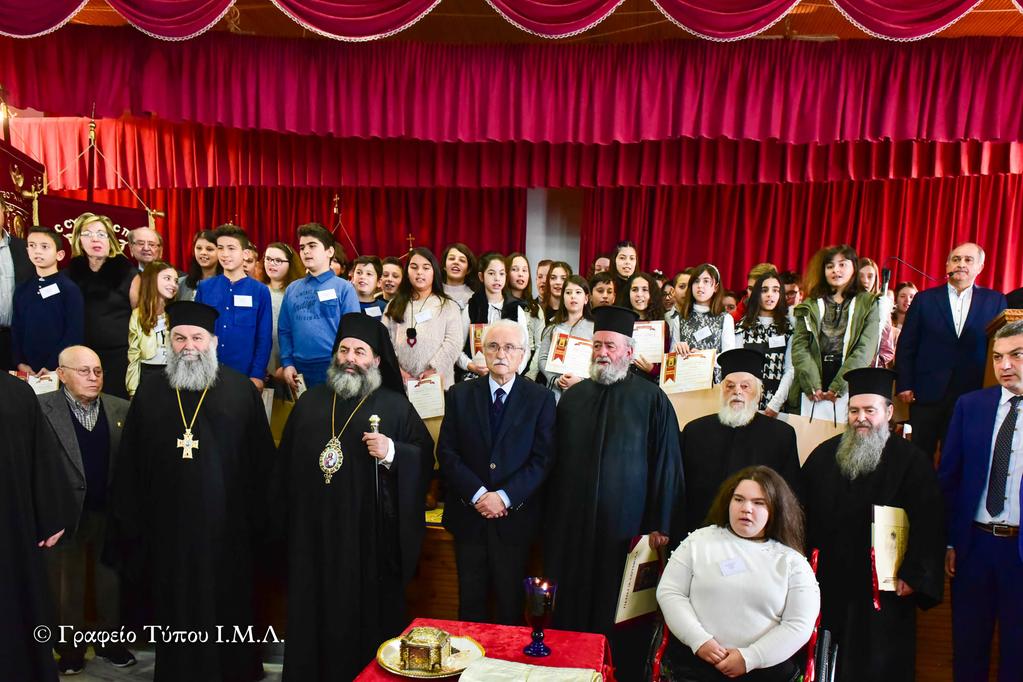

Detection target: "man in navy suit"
[939, 319, 1023, 682]
[438, 319, 556, 624]
[895, 242, 1007, 463]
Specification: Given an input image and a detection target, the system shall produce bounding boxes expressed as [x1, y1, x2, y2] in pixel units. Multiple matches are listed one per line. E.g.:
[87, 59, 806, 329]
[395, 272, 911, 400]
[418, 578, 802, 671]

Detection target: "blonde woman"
[127, 261, 178, 396]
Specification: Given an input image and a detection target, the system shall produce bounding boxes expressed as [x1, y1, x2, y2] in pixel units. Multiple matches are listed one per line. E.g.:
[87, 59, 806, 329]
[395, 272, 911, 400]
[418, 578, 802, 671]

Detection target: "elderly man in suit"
[0, 196, 33, 370]
[438, 319, 556, 624]
[939, 320, 1023, 682]
[895, 242, 1007, 463]
[39, 345, 134, 674]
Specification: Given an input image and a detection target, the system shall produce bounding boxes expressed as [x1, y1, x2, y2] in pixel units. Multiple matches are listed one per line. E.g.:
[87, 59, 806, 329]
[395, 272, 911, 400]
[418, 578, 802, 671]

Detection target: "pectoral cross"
[177, 428, 198, 459]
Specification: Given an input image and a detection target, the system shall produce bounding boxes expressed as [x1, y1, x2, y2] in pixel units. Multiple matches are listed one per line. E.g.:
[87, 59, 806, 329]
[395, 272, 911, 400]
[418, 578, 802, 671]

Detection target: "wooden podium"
[984, 309, 1023, 387]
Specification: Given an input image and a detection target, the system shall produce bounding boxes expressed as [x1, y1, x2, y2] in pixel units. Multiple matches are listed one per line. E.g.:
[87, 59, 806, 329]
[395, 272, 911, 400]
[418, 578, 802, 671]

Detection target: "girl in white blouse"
[657, 466, 819, 682]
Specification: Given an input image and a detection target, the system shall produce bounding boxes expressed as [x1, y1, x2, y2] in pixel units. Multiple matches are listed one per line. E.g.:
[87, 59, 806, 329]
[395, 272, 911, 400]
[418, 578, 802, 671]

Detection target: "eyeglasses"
[264, 256, 288, 266]
[133, 240, 159, 248]
[80, 231, 109, 240]
[484, 343, 524, 355]
[60, 365, 103, 378]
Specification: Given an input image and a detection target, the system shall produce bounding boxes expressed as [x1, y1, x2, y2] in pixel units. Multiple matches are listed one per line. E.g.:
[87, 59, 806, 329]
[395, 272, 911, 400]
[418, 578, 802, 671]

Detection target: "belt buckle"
[991, 523, 1013, 537]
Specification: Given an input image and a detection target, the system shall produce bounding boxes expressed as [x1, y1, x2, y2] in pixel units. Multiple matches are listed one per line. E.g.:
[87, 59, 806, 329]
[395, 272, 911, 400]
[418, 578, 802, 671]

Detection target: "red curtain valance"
[0, 0, 1001, 41]
[581, 175, 1023, 293]
[4, 28, 1023, 145]
[12, 117, 1022, 191]
[52, 186, 527, 270]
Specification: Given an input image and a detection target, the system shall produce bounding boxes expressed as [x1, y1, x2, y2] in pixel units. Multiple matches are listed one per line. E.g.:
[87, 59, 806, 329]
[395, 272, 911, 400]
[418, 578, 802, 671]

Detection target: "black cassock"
[680, 413, 801, 535]
[544, 374, 683, 634]
[801, 434, 944, 682]
[279, 384, 433, 682]
[106, 368, 276, 682]
[0, 373, 68, 682]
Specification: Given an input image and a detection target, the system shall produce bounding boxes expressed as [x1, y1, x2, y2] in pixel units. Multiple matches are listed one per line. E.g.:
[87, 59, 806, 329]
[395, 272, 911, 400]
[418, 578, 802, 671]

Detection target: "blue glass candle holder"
[522, 577, 557, 657]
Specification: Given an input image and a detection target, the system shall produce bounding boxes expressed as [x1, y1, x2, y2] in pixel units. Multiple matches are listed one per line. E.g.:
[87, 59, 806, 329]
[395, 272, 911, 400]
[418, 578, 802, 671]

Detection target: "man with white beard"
[106, 301, 276, 682]
[679, 348, 801, 535]
[801, 367, 945, 682]
[279, 313, 433, 682]
[544, 305, 683, 680]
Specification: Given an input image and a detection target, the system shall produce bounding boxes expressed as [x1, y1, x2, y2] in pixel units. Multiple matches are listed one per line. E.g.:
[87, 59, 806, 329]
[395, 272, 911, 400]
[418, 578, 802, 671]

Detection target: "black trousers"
[0, 326, 12, 371]
[453, 523, 528, 626]
[909, 391, 960, 466]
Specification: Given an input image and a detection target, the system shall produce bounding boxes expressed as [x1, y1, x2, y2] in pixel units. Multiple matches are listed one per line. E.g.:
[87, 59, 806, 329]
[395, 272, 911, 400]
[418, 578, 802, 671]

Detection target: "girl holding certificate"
[531, 275, 594, 402]
[669, 263, 737, 383]
[458, 253, 528, 379]
[736, 272, 795, 416]
[656, 466, 819, 682]
[625, 271, 669, 383]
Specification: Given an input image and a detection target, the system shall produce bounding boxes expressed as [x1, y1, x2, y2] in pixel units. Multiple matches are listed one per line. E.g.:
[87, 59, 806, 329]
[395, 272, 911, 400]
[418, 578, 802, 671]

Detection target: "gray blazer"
[38, 389, 129, 533]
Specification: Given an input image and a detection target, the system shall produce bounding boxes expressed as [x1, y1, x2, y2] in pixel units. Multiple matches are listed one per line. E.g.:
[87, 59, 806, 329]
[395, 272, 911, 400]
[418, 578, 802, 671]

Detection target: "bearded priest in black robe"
[802, 368, 945, 682]
[280, 313, 433, 681]
[1, 372, 68, 682]
[680, 348, 801, 535]
[106, 302, 277, 682]
[544, 306, 683, 679]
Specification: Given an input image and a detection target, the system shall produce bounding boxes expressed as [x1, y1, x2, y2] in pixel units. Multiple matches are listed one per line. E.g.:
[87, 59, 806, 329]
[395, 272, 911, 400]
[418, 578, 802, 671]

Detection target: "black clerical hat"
[592, 305, 639, 337]
[331, 312, 404, 393]
[166, 301, 218, 334]
[718, 348, 765, 380]
[844, 367, 897, 399]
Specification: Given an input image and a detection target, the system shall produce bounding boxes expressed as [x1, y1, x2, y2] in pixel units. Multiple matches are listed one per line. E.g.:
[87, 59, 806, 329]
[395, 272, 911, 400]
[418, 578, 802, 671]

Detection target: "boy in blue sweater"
[12, 226, 84, 375]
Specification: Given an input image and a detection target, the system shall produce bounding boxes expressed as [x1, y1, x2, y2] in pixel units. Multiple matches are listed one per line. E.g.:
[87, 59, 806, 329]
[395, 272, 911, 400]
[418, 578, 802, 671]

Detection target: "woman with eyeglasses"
[262, 242, 305, 380]
[126, 261, 178, 397]
[66, 213, 137, 398]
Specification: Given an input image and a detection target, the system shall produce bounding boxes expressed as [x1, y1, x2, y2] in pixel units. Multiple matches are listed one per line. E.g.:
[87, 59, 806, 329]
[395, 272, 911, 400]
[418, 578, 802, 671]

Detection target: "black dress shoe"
[57, 648, 86, 676]
[96, 644, 137, 668]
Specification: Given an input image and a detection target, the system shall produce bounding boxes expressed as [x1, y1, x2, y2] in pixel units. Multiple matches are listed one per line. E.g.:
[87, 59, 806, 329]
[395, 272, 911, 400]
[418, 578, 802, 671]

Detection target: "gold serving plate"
[376, 634, 486, 678]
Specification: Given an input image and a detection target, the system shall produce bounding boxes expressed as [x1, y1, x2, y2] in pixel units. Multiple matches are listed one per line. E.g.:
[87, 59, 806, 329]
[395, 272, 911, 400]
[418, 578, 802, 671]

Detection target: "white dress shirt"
[975, 387, 1022, 526]
[470, 374, 516, 507]
[947, 283, 974, 337]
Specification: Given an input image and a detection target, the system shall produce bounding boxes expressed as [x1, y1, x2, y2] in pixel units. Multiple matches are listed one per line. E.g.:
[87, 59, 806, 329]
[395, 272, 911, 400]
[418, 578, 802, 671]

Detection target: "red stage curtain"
[581, 175, 1023, 292]
[15, 117, 1022, 191]
[52, 187, 527, 271]
[5, 28, 1023, 145]
[0, 0, 1001, 41]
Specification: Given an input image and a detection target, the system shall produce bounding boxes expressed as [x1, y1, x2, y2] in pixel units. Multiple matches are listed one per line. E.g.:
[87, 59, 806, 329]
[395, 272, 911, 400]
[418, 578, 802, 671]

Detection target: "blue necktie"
[986, 395, 1021, 517]
[490, 387, 506, 439]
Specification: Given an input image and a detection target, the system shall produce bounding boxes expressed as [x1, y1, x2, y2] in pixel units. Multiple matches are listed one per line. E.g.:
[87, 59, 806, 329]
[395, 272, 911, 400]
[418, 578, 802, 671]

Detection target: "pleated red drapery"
[581, 175, 1023, 293]
[51, 187, 528, 272]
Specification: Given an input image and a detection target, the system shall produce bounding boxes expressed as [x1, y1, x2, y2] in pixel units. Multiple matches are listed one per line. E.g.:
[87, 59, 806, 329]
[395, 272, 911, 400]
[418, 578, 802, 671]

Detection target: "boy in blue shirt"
[352, 255, 388, 318]
[12, 226, 84, 376]
[279, 223, 360, 390]
[195, 224, 272, 390]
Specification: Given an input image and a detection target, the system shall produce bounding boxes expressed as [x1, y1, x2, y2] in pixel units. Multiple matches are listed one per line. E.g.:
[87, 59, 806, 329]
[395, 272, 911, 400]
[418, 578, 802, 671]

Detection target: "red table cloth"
[355, 617, 615, 681]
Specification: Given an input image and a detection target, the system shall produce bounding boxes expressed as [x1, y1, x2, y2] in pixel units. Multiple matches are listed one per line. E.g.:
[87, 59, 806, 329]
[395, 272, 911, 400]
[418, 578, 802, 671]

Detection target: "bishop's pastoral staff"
[279, 313, 434, 682]
[543, 305, 683, 680]
[801, 367, 945, 682]
[106, 301, 277, 682]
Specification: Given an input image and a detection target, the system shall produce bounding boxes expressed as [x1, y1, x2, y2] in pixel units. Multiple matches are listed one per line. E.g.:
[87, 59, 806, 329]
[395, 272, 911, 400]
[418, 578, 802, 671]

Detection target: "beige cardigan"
[383, 295, 465, 390]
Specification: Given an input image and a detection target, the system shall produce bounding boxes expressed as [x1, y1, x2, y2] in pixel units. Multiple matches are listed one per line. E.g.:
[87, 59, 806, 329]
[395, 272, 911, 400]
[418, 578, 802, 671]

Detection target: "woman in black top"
[66, 213, 136, 398]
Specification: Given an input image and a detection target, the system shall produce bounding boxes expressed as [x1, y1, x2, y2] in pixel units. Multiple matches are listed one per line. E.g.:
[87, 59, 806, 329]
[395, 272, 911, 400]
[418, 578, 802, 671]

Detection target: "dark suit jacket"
[38, 389, 129, 534]
[437, 376, 556, 544]
[938, 386, 1023, 562]
[895, 284, 1007, 403]
[8, 235, 32, 285]
[1007, 286, 1023, 310]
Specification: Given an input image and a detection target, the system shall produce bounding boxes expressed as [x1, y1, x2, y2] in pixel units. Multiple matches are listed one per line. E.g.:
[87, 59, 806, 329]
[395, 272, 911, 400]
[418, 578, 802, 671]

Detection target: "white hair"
[483, 318, 529, 350]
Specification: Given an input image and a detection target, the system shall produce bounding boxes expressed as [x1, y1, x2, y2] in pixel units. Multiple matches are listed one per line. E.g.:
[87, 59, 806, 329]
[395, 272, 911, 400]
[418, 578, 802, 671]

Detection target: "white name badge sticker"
[233, 294, 253, 307]
[694, 327, 712, 342]
[768, 335, 787, 348]
[415, 309, 433, 324]
[365, 307, 383, 318]
[39, 283, 61, 299]
[317, 288, 338, 302]
[719, 557, 749, 577]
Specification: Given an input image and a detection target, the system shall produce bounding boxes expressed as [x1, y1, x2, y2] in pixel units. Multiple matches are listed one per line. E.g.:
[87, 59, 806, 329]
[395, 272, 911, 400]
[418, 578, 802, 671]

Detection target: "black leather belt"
[974, 522, 1020, 538]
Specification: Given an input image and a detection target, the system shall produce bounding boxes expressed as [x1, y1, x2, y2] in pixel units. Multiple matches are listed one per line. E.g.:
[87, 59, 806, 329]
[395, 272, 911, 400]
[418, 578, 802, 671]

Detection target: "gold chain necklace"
[319, 392, 371, 484]
[176, 388, 210, 459]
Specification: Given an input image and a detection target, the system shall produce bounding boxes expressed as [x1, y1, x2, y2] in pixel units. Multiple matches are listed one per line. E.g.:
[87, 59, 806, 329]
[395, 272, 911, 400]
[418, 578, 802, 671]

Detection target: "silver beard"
[327, 360, 382, 400]
[835, 423, 890, 480]
[590, 355, 631, 386]
[717, 399, 758, 428]
[165, 344, 219, 392]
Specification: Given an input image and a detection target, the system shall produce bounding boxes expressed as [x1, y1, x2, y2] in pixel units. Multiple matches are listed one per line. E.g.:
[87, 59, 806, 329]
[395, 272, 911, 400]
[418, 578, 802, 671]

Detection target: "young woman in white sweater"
[657, 466, 819, 682]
